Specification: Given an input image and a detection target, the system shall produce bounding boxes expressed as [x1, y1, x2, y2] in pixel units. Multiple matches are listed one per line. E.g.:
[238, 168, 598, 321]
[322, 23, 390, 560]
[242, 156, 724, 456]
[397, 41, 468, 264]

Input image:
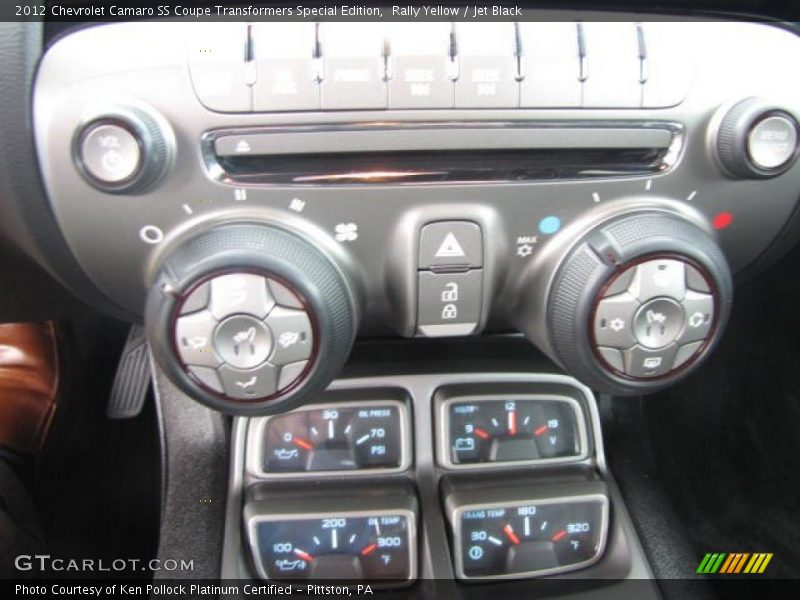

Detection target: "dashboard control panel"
[33, 17, 800, 407]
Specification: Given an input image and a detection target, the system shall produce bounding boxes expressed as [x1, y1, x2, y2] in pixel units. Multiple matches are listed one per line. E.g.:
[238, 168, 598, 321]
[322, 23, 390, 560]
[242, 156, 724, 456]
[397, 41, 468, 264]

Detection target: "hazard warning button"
[418, 221, 483, 270]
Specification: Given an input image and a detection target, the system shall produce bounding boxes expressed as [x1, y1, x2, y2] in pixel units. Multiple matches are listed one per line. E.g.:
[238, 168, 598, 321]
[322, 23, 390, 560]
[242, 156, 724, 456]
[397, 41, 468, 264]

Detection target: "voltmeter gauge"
[247, 400, 411, 478]
[438, 396, 587, 469]
[446, 490, 609, 581]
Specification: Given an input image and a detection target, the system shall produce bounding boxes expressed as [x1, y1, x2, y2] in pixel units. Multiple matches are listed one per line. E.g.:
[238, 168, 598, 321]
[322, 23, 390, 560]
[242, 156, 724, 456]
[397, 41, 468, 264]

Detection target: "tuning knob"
[517, 207, 732, 395]
[146, 222, 359, 415]
[716, 97, 800, 179]
[73, 105, 173, 193]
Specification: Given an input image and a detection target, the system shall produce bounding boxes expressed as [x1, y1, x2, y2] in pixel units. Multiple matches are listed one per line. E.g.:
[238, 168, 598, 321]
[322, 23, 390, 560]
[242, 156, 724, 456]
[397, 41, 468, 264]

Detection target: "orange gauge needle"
[551, 530, 567, 542]
[293, 437, 314, 451]
[503, 524, 521, 545]
[294, 548, 314, 562]
[361, 543, 378, 556]
[534, 425, 548, 437]
[474, 428, 490, 440]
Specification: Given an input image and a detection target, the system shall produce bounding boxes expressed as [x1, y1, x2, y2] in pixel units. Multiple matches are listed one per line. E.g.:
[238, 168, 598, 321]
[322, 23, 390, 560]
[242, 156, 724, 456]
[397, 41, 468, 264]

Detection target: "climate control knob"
[517, 207, 732, 395]
[146, 222, 359, 415]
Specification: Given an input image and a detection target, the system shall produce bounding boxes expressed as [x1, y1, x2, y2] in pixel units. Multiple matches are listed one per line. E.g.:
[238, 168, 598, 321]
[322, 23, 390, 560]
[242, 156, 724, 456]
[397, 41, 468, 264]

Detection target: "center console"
[29, 13, 800, 595]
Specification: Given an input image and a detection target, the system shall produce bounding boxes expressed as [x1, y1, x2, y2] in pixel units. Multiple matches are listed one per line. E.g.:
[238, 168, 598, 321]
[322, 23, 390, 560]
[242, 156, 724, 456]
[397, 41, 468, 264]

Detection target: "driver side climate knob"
[146, 223, 359, 415]
[526, 209, 732, 395]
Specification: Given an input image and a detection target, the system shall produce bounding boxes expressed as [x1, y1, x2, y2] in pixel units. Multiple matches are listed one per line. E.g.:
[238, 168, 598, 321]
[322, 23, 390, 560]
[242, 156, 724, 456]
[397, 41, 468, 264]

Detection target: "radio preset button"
[519, 22, 582, 108]
[187, 23, 252, 112]
[581, 23, 642, 108]
[419, 221, 483, 269]
[387, 22, 454, 109]
[454, 22, 518, 108]
[253, 23, 320, 112]
[320, 23, 387, 110]
[418, 270, 482, 337]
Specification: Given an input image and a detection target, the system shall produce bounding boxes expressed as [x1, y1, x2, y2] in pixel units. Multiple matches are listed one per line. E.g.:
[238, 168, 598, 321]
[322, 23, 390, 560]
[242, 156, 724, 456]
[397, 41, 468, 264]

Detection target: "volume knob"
[73, 105, 173, 193]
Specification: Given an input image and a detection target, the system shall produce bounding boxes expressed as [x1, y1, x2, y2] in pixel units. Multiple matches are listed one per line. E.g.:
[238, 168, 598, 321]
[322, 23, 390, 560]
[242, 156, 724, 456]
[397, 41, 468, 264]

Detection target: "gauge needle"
[503, 524, 521, 545]
[474, 427, 490, 440]
[551, 530, 567, 542]
[293, 437, 314, 451]
[360, 543, 378, 556]
[294, 548, 314, 562]
[534, 425, 549, 437]
[508, 410, 517, 436]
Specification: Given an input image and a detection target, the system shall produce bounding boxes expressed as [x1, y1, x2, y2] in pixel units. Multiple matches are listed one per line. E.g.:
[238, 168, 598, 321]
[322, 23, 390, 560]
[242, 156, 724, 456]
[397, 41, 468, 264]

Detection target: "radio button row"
[519, 22, 581, 108]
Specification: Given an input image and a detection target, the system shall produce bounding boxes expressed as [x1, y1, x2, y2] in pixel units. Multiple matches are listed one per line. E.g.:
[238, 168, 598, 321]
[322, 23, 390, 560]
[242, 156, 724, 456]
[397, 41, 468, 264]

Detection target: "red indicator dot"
[712, 211, 733, 230]
[361, 543, 378, 556]
[551, 530, 567, 542]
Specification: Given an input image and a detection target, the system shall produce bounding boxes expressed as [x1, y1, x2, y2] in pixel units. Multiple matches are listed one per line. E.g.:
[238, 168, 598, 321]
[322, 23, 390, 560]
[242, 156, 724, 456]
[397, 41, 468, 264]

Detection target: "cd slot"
[207, 123, 681, 185]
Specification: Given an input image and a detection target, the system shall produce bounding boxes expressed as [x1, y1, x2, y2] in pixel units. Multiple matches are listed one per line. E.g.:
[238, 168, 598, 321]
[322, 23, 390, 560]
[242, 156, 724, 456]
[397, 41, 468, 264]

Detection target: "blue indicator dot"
[538, 216, 561, 235]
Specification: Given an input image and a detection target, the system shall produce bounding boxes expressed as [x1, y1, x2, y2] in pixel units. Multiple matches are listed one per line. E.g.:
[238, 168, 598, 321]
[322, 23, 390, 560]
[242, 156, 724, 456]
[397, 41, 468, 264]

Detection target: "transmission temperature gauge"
[445, 485, 609, 581]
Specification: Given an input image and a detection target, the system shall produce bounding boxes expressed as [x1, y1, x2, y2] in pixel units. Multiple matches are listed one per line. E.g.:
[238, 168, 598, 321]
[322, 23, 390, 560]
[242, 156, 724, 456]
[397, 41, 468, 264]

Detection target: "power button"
[78, 121, 142, 185]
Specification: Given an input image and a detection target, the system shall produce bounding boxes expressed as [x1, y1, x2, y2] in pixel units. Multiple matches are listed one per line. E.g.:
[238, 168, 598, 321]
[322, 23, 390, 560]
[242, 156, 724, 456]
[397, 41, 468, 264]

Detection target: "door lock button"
[417, 270, 482, 337]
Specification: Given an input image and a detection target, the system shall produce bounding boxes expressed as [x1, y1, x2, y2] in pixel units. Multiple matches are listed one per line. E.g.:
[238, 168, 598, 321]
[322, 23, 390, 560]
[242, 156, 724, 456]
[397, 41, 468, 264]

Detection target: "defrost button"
[175, 310, 220, 368]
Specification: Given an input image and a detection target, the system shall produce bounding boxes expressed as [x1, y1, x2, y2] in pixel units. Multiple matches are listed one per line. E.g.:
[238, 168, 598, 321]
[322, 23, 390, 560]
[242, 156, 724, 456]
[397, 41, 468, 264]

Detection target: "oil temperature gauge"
[446, 488, 609, 581]
[438, 396, 587, 469]
[244, 489, 417, 585]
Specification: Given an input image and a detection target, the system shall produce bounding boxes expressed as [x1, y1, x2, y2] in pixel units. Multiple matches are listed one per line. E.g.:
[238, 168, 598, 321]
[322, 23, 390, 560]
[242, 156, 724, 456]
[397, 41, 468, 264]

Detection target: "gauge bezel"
[246, 399, 412, 479]
[245, 507, 418, 585]
[449, 493, 609, 581]
[436, 394, 589, 470]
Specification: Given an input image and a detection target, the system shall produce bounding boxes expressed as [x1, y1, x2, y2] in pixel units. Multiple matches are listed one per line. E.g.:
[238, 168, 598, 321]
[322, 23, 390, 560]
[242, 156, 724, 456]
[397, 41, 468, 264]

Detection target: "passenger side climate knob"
[521, 209, 732, 395]
[146, 223, 359, 415]
[715, 97, 800, 178]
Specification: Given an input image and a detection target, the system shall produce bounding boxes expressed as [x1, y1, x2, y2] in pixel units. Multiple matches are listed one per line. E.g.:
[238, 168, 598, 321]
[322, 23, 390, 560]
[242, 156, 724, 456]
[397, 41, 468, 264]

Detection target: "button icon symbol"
[101, 150, 124, 172]
[642, 357, 662, 369]
[441, 283, 459, 302]
[234, 139, 251, 153]
[688, 311, 706, 328]
[334, 222, 358, 242]
[517, 243, 533, 257]
[645, 310, 667, 337]
[289, 198, 306, 212]
[435, 232, 466, 258]
[609, 318, 626, 332]
[441, 304, 458, 320]
[235, 376, 257, 389]
[234, 188, 247, 201]
[232, 327, 257, 355]
[278, 331, 300, 348]
[187, 336, 208, 350]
